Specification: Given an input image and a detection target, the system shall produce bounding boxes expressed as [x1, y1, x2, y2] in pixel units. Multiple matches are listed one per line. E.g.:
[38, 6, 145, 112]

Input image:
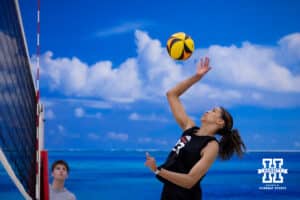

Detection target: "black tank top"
[157, 126, 218, 200]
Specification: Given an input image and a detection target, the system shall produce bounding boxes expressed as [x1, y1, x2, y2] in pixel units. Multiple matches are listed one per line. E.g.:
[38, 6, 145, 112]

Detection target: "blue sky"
[19, 0, 300, 151]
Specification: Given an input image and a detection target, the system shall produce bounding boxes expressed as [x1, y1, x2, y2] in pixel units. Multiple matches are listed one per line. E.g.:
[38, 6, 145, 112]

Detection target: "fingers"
[145, 153, 149, 165]
[145, 152, 155, 161]
[146, 152, 153, 161]
[144, 152, 157, 172]
[199, 57, 210, 67]
[144, 152, 152, 167]
[145, 152, 150, 158]
[204, 57, 209, 66]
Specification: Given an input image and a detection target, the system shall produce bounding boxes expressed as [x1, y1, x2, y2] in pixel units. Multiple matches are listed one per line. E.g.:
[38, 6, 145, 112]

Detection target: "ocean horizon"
[1, 150, 299, 199]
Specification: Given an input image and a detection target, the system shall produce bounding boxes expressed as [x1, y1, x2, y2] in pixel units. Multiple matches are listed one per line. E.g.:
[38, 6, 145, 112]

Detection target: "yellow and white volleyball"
[166, 32, 194, 60]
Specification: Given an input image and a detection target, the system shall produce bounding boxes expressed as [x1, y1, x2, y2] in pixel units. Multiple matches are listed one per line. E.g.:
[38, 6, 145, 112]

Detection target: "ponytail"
[218, 107, 246, 160]
[219, 129, 246, 160]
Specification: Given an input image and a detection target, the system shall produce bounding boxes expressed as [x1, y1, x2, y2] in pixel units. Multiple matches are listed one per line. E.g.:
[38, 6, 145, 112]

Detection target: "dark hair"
[217, 107, 246, 160]
[51, 160, 70, 173]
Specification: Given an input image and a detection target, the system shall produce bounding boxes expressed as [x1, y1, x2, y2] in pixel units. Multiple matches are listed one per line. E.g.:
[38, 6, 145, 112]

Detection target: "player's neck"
[196, 124, 216, 137]
[52, 179, 65, 191]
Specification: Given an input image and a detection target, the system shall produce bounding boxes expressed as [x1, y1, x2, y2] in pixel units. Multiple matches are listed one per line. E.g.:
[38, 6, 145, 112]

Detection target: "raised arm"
[145, 140, 219, 189]
[166, 57, 212, 130]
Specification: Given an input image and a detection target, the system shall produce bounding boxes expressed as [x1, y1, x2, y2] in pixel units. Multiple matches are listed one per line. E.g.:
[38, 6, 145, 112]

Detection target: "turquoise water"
[0, 151, 299, 199]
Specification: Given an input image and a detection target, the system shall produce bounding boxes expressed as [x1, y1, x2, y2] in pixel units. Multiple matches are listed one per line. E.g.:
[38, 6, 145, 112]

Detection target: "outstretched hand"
[145, 152, 157, 172]
[196, 57, 212, 76]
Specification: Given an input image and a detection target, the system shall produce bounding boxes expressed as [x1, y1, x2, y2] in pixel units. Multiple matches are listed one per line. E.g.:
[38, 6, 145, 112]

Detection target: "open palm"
[196, 57, 212, 76]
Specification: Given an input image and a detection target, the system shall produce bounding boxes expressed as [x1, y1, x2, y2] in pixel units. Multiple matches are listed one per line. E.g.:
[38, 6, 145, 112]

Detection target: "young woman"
[145, 57, 246, 200]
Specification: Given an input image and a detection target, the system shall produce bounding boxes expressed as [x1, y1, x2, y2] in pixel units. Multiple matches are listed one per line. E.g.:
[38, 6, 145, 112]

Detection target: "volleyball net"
[0, 0, 48, 199]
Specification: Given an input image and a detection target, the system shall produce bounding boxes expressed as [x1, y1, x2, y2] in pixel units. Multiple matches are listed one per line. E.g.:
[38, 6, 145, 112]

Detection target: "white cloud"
[138, 137, 152, 143]
[107, 132, 128, 141]
[74, 107, 85, 118]
[129, 112, 140, 120]
[252, 133, 263, 141]
[68, 133, 81, 139]
[138, 137, 168, 145]
[278, 33, 300, 63]
[35, 52, 142, 103]
[45, 109, 55, 120]
[129, 112, 169, 122]
[33, 31, 300, 108]
[96, 22, 144, 37]
[58, 125, 64, 133]
[135, 30, 183, 98]
[74, 107, 102, 119]
[251, 92, 263, 101]
[86, 58, 142, 102]
[204, 42, 300, 92]
[42, 99, 56, 108]
[80, 100, 112, 109]
[94, 112, 102, 119]
[294, 141, 300, 147]
[156, 140, 168, 145]
[43, 98, 112, 109]
[88, 133, 101, 140]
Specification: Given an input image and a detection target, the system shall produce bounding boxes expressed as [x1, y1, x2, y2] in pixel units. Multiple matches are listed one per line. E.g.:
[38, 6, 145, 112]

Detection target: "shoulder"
[182, 126, 199, 135]
[206, 140, 219, 150]
[65, 188, 76, 200]
[201, 140, 219, 157]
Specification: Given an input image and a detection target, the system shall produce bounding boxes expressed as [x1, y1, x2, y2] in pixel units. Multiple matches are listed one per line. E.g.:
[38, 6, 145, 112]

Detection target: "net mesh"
[0, 0, 37, 198]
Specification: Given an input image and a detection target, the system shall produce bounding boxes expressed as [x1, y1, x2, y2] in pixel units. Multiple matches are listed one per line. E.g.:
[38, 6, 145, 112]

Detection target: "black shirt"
[157, 126, 218, 200]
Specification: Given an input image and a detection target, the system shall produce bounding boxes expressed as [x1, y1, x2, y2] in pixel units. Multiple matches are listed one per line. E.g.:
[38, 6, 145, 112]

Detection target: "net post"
[40, 150, 49, 200]
[35, 0, 42, 199]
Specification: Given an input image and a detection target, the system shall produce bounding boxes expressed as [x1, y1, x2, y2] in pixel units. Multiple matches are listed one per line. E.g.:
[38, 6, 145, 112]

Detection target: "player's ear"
[216, 118, 225, 127]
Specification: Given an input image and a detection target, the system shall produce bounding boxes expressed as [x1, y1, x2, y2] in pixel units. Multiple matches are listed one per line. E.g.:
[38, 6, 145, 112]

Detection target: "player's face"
[52, 164, 68, 181]
[201, 107, 224, 126]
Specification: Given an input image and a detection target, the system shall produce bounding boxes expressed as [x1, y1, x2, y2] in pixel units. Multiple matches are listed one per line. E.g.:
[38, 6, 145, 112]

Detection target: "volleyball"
[166, 32, 194, 61]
